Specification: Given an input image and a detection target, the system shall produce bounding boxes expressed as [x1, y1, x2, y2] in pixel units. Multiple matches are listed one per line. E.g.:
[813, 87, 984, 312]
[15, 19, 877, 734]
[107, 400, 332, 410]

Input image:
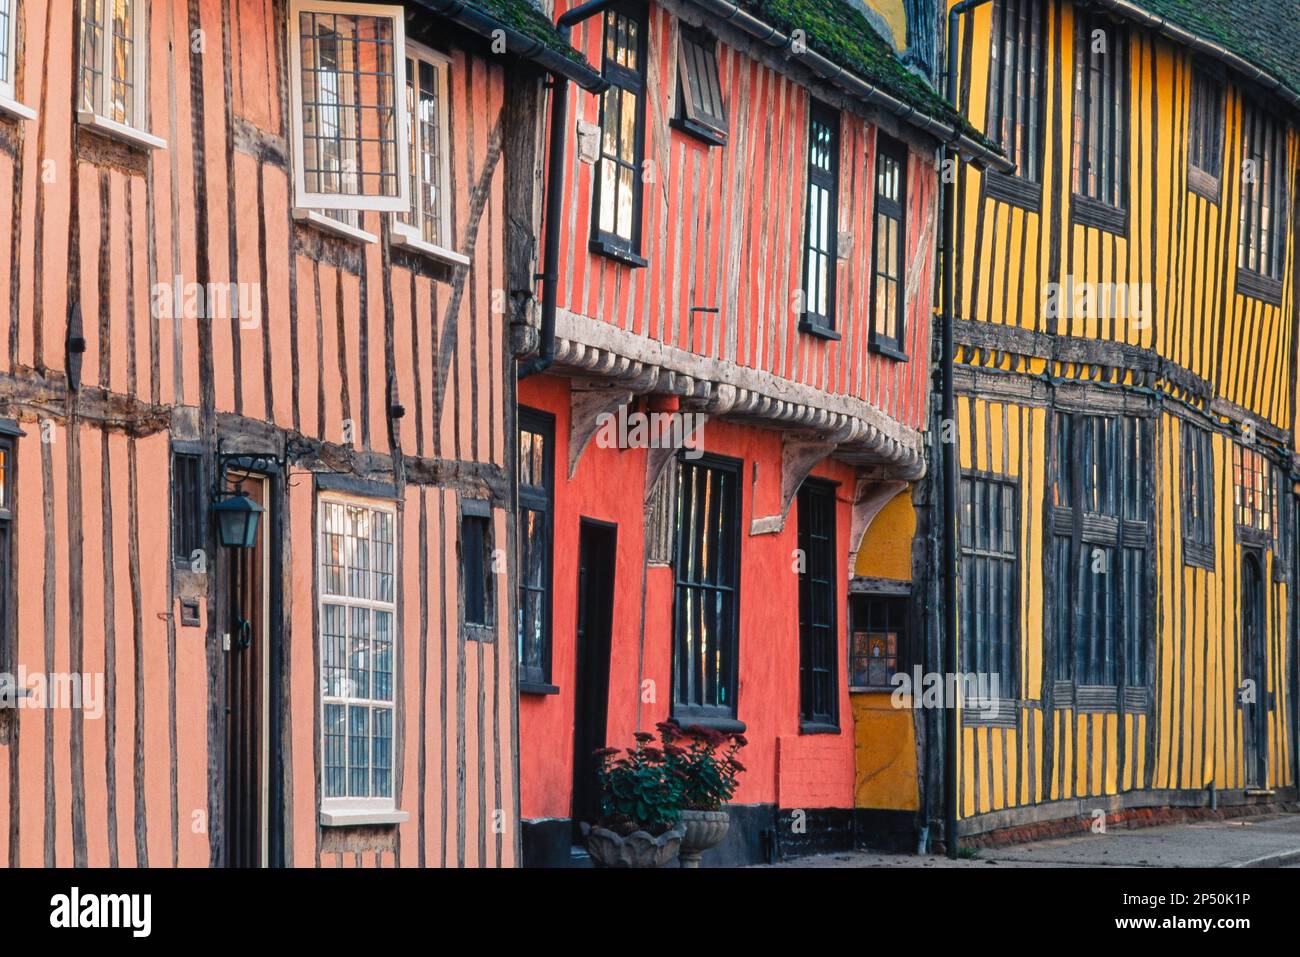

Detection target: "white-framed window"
[77, 0, 161, 146]
[318, 496, 398, 815]
[0, 0, 31, 119]
[391, 42, 465, 265]
[288, 0, 408, 212]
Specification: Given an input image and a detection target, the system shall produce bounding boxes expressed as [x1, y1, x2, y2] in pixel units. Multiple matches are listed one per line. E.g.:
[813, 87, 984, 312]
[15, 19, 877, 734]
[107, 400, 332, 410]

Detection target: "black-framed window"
[672, 455, 741, 724]
[870, 132, 907, 358]
[673, 23, 727, 145]
[517, 409, 555, 689]
[1238, 104, 1288, 293]
[797, 479, 838, 728]
[1050, 413, 1151, 690]
[1182, 424, 1215, 568]
[987, 0, 1045, 186]
[1273, 465, 1291, 583]
[849, 593, 907, 690]
[1187, 69, 1224, 199]
[1071, 13, 1127, 226]
[959, 474, 1019, 695]
[799, 100, 839, 336]
[461, 501, 494, 633]
[171, 451, 204, 565]
[592, 1, 648, 261]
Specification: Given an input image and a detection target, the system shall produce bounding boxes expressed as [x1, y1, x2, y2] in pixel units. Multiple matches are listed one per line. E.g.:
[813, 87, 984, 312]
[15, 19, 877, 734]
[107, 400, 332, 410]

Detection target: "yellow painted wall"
[854, 694, 921, 809]
[854, 490, 917, 580]
[852, 485, 920, 810]
[859, 0, 907, 51]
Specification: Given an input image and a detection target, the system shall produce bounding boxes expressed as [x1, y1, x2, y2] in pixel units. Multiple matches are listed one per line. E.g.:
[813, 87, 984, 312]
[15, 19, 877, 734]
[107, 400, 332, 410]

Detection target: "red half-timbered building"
[514, 0, 1003, 866]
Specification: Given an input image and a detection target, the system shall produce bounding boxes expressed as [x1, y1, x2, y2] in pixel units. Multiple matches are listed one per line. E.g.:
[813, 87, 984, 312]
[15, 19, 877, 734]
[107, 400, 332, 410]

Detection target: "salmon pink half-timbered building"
[0, 0, 602, 867]
[514, 0, 1005, 866]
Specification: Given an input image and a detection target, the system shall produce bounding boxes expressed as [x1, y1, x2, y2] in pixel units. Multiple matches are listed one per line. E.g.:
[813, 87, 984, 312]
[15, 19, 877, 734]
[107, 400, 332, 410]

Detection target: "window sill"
[0, 93, 36, 122]
[799, 721, 840, 735]
[797, 316, 840, 341]
[961, 698, 1018, 727]
[1183, 539, 1215, 570]
[669, 115, 727, 147]
[1187, 166, 1220, 204]
[293, 208, 378, 245]
[849, 685, 898, 694]
[462, 622, 496, 643]
[1236, 269, 1283, 306]
[868, 338, 908, 362]
[76, 110, 166, 150]
[1070, 194, 1127, 235]
[589, 238, 648, 269]
[519, 680, 560, 696]
[319, 807, 410, 827]
[669, 715, 746, 735]
[391, 227, 470, 267]
[983, 169, 1042, 211]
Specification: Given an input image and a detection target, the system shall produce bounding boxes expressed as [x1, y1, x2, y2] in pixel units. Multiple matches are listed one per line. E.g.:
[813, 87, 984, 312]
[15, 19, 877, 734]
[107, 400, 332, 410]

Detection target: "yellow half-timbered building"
[938, 0, 1299, 839]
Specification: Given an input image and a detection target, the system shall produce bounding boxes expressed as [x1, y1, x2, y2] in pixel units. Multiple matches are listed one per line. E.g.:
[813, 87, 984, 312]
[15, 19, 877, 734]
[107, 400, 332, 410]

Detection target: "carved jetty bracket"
[848, 479, 909, 568]
[749, 433, 837, 536]
[568, 385, 633, 479]
[643, 413, 708, 504]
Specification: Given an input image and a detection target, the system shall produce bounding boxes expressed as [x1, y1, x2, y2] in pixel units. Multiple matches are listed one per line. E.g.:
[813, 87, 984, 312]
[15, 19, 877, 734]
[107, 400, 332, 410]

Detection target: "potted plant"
[657, 722, 747, 867]
[583, 732, 685, 868]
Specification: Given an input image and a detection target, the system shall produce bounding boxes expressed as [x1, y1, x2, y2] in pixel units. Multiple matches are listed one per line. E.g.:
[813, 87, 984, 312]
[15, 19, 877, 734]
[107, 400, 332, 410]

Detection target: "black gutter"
[518, 0, 617, 380]
[410, 0, 605, 92]
[940, 0, 994, 861]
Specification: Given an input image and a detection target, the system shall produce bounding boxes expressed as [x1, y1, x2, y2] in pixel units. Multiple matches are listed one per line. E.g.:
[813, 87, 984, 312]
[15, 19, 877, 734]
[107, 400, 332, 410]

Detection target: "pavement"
[758, 813, 1300, 868]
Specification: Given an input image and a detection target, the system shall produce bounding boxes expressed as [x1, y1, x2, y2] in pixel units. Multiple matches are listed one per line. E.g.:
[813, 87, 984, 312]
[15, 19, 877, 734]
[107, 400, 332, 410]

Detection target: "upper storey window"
[0, 0, 35, 118]
[1237, 105, 1288, 302]
[870, 133, 907, 359]
[799, 100, 840, 338]
[1070, 12, 1127, 232]
[78, 0, 162, 146]
[591, 1, 648, 265]
[288, 1, 408, 212]
[1187, 69, 1224, 201]
[985, 0, 1045, 205]
[673, 23, 727, 145]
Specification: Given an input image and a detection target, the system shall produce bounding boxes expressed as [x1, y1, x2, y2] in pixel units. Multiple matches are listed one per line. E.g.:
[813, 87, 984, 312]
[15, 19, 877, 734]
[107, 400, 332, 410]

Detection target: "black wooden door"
[226, 478, 266, 866]
[1241, 551, 1267, 789]
[571, 520, 617, 837]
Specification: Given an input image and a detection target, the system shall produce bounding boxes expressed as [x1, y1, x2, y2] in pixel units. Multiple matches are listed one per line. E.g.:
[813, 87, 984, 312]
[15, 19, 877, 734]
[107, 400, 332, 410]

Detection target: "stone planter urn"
[677, 809, 731, 868]
[580, 822, 684, 868]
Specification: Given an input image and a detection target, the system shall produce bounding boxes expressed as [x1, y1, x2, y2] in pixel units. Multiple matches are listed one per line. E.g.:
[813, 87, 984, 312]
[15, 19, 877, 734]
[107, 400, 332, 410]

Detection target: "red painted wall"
[549, 0, 939, 430]
[518, 374, 857, 821]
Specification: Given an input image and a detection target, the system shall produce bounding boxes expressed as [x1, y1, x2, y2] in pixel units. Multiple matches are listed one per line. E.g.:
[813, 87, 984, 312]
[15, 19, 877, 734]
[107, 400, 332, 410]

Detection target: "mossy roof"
[464, 0, 592, 65]
[735, 0, 992, 146]
[1119, 0, 1300, 105]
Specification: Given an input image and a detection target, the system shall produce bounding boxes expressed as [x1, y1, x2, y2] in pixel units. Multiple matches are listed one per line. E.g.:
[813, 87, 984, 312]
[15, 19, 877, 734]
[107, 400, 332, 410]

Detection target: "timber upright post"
[940, 0, 995, 861]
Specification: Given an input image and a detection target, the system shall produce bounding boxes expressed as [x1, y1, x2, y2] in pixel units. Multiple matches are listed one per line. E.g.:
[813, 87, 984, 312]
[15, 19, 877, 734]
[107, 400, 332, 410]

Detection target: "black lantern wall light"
[210, 439, 311, 548]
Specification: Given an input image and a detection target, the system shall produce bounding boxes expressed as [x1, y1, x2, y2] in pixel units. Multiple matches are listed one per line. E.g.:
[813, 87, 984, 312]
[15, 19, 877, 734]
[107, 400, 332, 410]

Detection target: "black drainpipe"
[940, 0, 994, 860]
[519, 0, 616, 380]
